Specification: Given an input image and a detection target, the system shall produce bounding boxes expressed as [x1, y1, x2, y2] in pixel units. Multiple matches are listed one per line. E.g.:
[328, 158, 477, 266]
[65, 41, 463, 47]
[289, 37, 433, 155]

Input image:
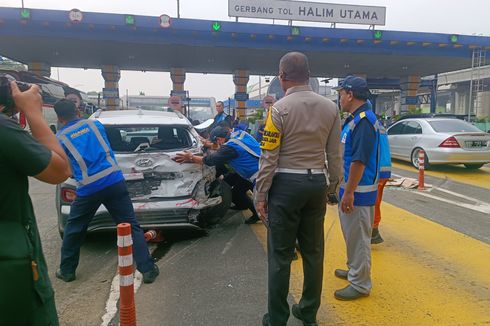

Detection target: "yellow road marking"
[251, 204, 490, 325]
[392, 160, 490, 189]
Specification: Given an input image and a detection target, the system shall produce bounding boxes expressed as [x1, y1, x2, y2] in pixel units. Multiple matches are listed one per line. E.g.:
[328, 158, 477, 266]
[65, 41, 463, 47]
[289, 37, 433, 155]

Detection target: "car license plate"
[465, 140, 487, 148]
[124, 172, 144, 181]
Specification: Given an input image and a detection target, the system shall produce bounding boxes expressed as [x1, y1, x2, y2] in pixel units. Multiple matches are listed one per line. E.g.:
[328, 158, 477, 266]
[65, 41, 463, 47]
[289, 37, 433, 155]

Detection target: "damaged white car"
[56, 109, 231, 237]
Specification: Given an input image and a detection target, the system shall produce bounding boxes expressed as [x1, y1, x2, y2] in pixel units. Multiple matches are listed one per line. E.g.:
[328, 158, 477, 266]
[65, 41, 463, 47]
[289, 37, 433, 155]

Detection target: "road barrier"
[117, 223, 136, 326]
[418, 150, 425, 191]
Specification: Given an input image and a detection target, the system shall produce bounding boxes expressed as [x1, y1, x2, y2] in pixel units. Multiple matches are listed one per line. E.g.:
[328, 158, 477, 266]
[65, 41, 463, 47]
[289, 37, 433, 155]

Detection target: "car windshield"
[428, 120, 482, 133]
[104, 125, 192, 152]
[188, 106, 216, 124]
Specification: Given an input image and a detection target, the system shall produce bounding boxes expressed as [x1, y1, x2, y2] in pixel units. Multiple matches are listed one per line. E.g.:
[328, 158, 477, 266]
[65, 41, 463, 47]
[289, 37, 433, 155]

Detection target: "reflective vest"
[378, 122, 392, 179]
[340, 110, 381, 206]
[57, 119, 123, 196]
[225, 130, 261, 182]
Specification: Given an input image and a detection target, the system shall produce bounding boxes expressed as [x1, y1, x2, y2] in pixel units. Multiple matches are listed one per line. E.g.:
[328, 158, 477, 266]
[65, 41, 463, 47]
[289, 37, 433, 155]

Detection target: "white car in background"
[56, 109, 231, 237]
[387, 117, 490, 169]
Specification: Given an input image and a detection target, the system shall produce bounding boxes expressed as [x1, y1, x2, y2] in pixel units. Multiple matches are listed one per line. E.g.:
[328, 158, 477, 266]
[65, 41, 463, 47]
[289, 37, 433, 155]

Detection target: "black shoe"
[292, 304, 318, 326]
[262, 313, 271, 326]
[55, 269, 76, 282]
[334, 269, 348, 280]
[334, 285, 369, 301]
[371, 228, 384, 244]
[142, 264, 159, 284]
[244, 215, 260, 224]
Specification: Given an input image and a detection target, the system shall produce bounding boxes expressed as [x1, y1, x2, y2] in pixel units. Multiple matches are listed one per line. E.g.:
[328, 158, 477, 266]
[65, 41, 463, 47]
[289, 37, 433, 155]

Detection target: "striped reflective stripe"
[117, 235, 133, 247]
[356, 183, 379, 193]
[249, 171, 259, 182]
[119, 274, 134, 287]
[118, 254, 133, 267]
[380, 166, 392, 172]
[227, 138, 260, 158]
[59, 120, 120, 186]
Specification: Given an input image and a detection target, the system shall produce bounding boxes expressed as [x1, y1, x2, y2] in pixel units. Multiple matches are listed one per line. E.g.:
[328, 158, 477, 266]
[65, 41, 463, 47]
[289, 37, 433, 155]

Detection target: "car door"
[387, 121, 407, 158]
[397, 121, 423, 159]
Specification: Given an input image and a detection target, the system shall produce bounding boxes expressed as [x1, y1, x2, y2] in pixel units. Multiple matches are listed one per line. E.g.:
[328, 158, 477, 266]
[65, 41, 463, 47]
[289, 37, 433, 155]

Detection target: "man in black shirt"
[0, 82, 71, 325]
[174, 126, 261, 224]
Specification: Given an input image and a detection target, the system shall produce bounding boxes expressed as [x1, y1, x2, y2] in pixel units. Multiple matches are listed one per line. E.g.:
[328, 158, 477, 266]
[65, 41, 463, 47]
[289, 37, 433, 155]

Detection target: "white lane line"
[412, 191, 490, 215]
[390, 173, 490, 215]
[100, 244, 155, 326]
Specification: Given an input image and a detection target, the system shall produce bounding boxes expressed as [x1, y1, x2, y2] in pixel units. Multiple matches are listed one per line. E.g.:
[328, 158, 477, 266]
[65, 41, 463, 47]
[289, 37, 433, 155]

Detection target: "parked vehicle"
[56, 109, 231, 238]
[387, 118, 490, 169]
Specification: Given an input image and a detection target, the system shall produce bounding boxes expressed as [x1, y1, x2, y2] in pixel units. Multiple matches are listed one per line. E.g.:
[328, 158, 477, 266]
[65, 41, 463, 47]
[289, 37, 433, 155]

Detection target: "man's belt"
[276, 168, 326, 175]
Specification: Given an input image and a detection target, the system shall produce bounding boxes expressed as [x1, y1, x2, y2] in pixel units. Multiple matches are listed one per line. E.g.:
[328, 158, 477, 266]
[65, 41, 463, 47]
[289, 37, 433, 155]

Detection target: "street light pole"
[177, 0, 180, 18]
[21, 0, 24, 8]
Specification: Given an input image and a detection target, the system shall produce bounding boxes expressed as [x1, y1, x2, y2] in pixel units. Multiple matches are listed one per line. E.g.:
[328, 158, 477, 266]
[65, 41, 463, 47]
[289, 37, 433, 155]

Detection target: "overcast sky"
[1, 0, 489, 99]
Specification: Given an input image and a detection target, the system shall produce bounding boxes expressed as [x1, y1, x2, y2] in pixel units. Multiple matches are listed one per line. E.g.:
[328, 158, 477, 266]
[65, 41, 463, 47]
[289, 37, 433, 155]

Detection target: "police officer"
[255, 52, 342, 326]
[174, 126, 261, 224]
[334, 76, 381, 300]
[53, 99, 159, 284]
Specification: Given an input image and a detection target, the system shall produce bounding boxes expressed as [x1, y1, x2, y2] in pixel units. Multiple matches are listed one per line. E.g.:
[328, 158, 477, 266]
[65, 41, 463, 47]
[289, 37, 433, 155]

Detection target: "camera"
[0, 75, 31, 116]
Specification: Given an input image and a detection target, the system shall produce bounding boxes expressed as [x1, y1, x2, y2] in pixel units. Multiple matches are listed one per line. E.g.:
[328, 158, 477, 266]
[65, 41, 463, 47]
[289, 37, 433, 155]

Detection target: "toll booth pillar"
[28, 62, 51, 77]
[400, 75, 421, 114]
[170, 68, 186, 92]
[101, 65, 121, 110]
[233, 70, 250, 119]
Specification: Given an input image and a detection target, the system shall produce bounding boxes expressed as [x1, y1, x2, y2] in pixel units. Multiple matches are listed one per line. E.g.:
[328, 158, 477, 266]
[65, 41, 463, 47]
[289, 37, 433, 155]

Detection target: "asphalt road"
[27, 162, 489, 325]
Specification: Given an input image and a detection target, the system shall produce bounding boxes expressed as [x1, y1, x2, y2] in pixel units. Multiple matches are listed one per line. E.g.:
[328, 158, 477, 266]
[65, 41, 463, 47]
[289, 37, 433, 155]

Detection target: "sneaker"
[371, 228, 384, 244]
[142, 264, 159, 284]
[334, 269, 348, 280]
[244, 214, 260, 224]
[55, 269, 76, 282]
[291, 304, 318, 326]
[334, 285, 369, 301]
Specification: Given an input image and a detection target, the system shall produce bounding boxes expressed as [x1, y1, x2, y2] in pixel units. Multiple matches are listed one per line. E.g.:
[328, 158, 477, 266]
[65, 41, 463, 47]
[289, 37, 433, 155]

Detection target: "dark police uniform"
[0, 114, 59, 325]
[255, 85, 342, 325]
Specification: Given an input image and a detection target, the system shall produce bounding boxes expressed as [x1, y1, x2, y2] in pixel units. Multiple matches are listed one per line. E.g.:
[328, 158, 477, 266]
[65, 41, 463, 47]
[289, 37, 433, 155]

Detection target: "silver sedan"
[387, 118, 490, 169]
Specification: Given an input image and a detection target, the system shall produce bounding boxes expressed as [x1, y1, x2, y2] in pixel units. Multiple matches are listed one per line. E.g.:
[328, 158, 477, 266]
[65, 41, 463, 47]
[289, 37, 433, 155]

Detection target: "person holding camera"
[0, 81, 72, 325]
[53, 99, 159, 284]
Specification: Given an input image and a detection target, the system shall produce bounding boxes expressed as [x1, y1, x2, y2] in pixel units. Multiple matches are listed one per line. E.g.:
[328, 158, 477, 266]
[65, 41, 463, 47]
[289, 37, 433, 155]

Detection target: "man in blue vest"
[334, 76, 381, 301]
[211, 101, 232, 129]
[173, 126, 261, 224]
[53, 99, 159, 284]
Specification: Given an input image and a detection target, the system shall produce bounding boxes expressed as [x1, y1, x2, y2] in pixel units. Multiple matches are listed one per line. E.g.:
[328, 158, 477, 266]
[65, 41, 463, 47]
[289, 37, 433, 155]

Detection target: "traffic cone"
[418, 150, 425, 191]
[117, 223, 136, 326]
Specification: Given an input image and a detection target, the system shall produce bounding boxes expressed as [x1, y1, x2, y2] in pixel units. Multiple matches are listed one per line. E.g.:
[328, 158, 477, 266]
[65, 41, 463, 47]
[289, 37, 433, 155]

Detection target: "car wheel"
[411, 148, 430, 170]
[201, 180, 232, 225]
[464, 163, 484, 169]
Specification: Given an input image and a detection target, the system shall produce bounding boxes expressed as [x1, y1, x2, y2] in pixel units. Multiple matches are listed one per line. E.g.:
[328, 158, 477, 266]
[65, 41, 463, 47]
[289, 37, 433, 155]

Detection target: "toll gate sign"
[228, 0, 386, 26]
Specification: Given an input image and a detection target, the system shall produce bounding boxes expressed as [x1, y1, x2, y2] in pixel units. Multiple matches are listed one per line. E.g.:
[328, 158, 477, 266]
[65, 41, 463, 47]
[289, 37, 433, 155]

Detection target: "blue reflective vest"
[340, 110, 381, 206]
[365, 100, 391, 179]
[378, 123, 392, 179]
[57, 119, 123, 196]
[225, 130, 261, 182]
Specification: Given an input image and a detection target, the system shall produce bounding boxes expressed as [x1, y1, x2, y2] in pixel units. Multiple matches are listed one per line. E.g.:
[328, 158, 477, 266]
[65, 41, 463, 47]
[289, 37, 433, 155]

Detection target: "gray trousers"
[339, 205, 374, 294]
[267, 173, 327, 326]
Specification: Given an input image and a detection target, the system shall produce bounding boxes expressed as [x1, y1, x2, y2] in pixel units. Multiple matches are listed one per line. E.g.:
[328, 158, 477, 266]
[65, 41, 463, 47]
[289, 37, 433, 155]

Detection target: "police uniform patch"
[260, 107, 281, 151]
